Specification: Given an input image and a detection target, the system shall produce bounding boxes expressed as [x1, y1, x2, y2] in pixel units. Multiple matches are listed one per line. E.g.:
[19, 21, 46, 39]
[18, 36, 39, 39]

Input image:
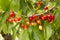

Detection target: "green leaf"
[32, 26, 44, 40]
[20, 0, 27, 14]
[10, 0, 20, 11]
[0, 0, 11, 11]
[27, 1, 34, 11]
[19, 29, 30, 40]
[44, 22, 53, 40]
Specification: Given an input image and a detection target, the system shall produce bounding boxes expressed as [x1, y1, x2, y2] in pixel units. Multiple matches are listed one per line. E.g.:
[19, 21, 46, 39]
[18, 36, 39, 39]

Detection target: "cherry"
[39, 25, 43, 30]
[43, 15, 47, 20]
[39, 15, 43, 19]
[37, 20, 41, 24]
[32, 14, 36, 19]
[26, 21, 30, 26]
[8, 18, 13, 23]
[48, 18, 52, 22]
[17, 17, 21, 21]
[39, 15, 47, 20]
[31, 22, 36, 26]
[9, 12, 14, 17]
[21, 24, 25, 29]
[14, 18, 18, 22]
[24, 27, 28, 30]
[47, 14, 52, 19]
[35, 1, 40, 5]
[51, 15, 55, 20]
[29, 17, 33, 22]
[44, 6, 48, 10]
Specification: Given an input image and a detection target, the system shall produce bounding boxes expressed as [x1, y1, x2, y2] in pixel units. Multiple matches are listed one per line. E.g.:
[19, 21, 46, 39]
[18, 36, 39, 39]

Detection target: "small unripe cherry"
[24, 27, 28, 30]
[26, 21, 30, 26]
[44, 6, 48, 10]
[31, 22, 36, 26]
[39, 25, 43, 30]
[36, 20, 41, 24]
[8, 18, 13, 23]
[9, 12, 14, 17]
[35, 1, 40, 5]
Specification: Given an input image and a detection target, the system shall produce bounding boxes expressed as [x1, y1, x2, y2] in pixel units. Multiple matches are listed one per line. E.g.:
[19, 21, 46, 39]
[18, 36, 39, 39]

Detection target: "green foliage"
[0, 0, 60, 40]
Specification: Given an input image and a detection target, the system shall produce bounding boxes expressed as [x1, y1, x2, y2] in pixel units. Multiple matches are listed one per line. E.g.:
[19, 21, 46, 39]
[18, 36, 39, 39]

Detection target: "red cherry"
[21, 24, 25, 29]
[47, 14, 52, 19]
[51, 15, 55, 20]
[39, 15, 46, 20]
[39, 15, 43, 19]
[29, 17, 33, 22]
[9, 12, 14, 17]
[48, 18, 52, 22]
[32, 14, 36, 19]
[14, 18, 18, 22]
[43, 15, 47, 20]
[41, 16, 45, 20]
[44, 6, 48, 10]
[8, 18, 13, 23]
[17, 17, 21, 21]
[35, 1, 40, 5]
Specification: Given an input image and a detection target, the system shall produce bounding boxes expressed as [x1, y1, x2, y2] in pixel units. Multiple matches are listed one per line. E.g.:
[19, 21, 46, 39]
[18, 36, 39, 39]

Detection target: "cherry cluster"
[5, 1, 55, 30]
[34, 1, 48, 10]
[6, 12, 21, 23]
[39, 13, 55, 22]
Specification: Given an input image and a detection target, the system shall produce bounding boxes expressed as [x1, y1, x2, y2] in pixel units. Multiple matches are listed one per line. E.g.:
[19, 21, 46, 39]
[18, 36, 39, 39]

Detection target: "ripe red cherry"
[9, 12, 14, 17]
[29, 17, 33, 22]
[51, 15, 55, 20]
[8, 18, 13, 23]
[47, 14, 52, 19]
[39, 15, 47, 20]
[39, 15, 43, 19]
[14, 18, 18, 22]
[48, 18, 52, 22]
[17, 17, 21, 21]
[21, 24, 25, 29]
[32, 14, 36, 19]
[43, 15, 47, 20]
[44, 6, 48, 10]
[41, 16, 45, 20]
[35, 1, 40, 5]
